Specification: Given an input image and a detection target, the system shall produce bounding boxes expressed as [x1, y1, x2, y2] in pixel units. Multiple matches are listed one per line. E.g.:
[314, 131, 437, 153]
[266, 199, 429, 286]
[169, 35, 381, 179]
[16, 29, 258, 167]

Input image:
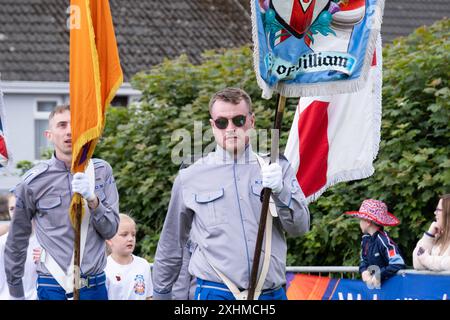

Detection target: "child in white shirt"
[105, 214, 153, 300]
[0, 195, 39, 300]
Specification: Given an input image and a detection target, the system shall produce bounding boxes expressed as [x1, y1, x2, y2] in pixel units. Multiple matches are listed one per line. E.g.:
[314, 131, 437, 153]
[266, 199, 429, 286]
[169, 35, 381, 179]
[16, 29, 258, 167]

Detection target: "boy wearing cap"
[344, 199, 406, 288]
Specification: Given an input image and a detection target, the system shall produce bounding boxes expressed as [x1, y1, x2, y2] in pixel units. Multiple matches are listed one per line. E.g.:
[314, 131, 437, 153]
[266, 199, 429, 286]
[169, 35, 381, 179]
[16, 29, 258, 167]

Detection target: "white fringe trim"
[250, 0, 274, 99]
[306, 165, 375, 204]
[251, 0, 385, 99]
[372, 33, 383, 159]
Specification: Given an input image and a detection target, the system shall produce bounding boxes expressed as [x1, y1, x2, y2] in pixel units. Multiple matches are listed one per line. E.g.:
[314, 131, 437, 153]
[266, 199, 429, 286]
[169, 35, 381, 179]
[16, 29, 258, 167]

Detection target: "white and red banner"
[284, 35, 382, 203]
[0, 83, 11, 168]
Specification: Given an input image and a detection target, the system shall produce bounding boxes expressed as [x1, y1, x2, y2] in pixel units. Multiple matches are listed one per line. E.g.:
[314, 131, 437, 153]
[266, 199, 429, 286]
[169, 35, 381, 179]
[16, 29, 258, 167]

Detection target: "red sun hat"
[344, 199, 400, 227]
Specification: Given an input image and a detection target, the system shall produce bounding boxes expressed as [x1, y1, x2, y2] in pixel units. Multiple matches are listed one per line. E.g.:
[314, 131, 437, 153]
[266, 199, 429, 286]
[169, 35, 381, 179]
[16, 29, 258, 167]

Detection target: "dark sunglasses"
[213, 114, 248, 130]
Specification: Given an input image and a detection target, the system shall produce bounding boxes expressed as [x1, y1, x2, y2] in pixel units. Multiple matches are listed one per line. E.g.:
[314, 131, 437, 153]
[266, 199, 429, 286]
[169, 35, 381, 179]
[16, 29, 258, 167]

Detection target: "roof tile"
[1, 0, 448, 82]
[0, 0, 251, 82]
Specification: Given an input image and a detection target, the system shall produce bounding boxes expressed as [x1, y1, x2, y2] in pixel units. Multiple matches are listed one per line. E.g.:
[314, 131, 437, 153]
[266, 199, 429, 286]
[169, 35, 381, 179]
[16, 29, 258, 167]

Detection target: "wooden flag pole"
[248, 94, 287, 300]
[73, 194, 82, 300]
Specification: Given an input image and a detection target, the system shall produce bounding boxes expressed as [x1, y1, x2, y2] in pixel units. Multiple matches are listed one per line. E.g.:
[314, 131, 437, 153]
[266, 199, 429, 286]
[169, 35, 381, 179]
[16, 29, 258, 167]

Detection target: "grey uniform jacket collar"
[213, 144, 258, 165]
[50, 153, 71, 171]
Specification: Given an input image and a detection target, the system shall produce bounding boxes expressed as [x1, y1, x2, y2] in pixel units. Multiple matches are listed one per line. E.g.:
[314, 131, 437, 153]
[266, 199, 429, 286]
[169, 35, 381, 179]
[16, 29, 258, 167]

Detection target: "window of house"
[35, 100, 58, 159]
[110, 95, 129, 107]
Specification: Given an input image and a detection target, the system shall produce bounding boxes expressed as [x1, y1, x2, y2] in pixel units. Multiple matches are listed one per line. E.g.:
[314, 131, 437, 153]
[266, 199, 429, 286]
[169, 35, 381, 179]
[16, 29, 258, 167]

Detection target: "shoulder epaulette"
[22, 162, 50, 185]
[92, 158, 106, 169]
[179, 155, 198, 170]
[179, 162, 190, 170]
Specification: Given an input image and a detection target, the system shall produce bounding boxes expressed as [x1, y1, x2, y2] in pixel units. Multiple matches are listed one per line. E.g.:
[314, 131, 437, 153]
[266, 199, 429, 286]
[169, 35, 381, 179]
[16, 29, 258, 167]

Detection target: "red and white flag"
[284, 35, 382, 203]
[0, 82, 11, 168]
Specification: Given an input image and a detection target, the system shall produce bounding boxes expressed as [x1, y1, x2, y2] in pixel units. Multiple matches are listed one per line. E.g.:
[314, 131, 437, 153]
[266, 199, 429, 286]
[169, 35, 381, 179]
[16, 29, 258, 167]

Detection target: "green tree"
[96, 19, 449, 265]
[15, 160, 34, 175]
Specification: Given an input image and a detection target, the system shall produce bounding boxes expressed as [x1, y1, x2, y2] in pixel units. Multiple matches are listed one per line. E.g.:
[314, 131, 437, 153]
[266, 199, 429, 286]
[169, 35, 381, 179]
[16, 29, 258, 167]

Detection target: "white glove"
[261, 163, 283, 194]
[72, 172, 96, 201]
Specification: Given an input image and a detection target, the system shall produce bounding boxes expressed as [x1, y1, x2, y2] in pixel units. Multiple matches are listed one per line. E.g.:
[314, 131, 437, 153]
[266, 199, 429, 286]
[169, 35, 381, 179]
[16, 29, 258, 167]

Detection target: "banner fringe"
[306, 166, 375, 204]
[250, 0, 274, 99]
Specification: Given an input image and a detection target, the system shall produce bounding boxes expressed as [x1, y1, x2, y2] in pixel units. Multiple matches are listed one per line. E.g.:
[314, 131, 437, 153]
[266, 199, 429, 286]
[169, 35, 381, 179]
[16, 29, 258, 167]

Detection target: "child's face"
[109, 219, 136, 257]
[359, 219, 371, 233]
[8, 196, 16, 219]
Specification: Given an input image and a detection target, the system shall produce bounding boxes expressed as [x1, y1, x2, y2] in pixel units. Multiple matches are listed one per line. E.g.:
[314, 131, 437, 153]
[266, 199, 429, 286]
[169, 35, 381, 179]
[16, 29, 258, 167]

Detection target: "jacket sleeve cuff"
[90, 201, 107, 220]
[272, 183, 293, 208]
[153, 290, 172, 300]
[9, 282, 25, 299]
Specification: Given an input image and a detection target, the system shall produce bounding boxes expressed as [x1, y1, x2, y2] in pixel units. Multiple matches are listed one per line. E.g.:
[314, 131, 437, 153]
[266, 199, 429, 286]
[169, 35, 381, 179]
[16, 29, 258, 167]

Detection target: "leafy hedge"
[96, 19, 450, 266]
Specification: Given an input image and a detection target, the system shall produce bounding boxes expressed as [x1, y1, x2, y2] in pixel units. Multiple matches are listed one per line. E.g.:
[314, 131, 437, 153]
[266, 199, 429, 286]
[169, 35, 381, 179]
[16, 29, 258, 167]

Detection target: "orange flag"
[70, 0, 122, 173]
[69, 0, 122, 226]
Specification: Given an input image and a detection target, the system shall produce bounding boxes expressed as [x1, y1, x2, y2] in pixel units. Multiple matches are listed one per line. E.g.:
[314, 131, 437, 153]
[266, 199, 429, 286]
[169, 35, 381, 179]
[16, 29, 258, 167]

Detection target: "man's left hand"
[261, 163, 283, 194]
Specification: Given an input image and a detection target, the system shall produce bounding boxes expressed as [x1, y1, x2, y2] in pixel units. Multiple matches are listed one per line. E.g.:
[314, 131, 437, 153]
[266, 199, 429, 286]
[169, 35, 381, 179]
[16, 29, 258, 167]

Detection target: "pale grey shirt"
[5, 155, 119, 298]
[152, 144, 310, 299]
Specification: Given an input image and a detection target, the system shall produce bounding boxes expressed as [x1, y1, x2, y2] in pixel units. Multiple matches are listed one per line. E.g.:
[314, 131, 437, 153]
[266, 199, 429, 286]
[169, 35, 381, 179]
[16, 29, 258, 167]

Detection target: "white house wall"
[4, 93, 67, 163]
[0, 81, 141, 193]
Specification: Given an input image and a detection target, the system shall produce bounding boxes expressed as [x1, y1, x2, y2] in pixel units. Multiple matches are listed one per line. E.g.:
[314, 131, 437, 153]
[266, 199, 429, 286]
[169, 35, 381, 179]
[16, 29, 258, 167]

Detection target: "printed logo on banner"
[253, 0, 382, 98]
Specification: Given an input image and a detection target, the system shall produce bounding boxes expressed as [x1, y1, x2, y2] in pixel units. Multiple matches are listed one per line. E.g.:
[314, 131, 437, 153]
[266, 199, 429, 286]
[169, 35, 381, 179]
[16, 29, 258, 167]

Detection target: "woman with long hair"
[413, 194, 450, 271]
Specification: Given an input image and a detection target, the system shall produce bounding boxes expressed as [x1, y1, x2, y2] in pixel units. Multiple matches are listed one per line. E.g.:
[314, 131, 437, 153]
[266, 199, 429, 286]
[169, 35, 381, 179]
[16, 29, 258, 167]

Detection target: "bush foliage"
[96, 19, 449, 265]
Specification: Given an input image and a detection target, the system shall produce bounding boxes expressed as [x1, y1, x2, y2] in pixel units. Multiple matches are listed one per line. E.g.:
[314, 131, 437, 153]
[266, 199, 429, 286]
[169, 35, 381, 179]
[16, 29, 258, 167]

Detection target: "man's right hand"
[261, 163, 283, 194]
[72, 172, 96, 201]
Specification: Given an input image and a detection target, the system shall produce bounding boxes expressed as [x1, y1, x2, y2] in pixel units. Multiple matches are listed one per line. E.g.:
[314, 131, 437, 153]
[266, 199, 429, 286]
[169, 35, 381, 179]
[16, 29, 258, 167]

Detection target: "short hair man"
[5, 105, 119, 300]
[152, 87, 310, 300]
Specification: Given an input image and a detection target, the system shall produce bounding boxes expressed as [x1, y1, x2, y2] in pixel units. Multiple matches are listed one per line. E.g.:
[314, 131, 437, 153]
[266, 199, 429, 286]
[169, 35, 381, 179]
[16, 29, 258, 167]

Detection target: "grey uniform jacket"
[152, 145, 310, 299]
[5, 155, 120, 298]
[171, 240, 196, 300]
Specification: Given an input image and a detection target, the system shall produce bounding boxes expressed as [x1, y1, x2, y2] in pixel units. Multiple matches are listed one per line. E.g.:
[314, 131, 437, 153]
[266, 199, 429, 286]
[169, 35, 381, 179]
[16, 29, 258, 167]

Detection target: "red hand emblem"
[271, 0, 329, 38]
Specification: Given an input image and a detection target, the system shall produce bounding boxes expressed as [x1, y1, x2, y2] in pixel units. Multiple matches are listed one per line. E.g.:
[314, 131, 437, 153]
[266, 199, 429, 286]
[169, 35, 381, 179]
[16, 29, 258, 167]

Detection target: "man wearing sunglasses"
[153, 87, 310, 300]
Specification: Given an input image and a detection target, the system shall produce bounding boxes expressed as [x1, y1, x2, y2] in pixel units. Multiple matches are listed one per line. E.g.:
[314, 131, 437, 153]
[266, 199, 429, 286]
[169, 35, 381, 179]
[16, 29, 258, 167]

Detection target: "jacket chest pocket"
[250, 181, 264, 210]
[36, 196, 65, 229]
[194, 189, 226, 227]
[250, 181, 264, 199]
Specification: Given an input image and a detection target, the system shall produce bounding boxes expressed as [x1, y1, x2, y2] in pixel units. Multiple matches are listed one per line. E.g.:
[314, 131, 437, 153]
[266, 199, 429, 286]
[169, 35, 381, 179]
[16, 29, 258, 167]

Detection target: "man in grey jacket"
[5, 105, 119, 300]
[152, 87, 310, 300]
